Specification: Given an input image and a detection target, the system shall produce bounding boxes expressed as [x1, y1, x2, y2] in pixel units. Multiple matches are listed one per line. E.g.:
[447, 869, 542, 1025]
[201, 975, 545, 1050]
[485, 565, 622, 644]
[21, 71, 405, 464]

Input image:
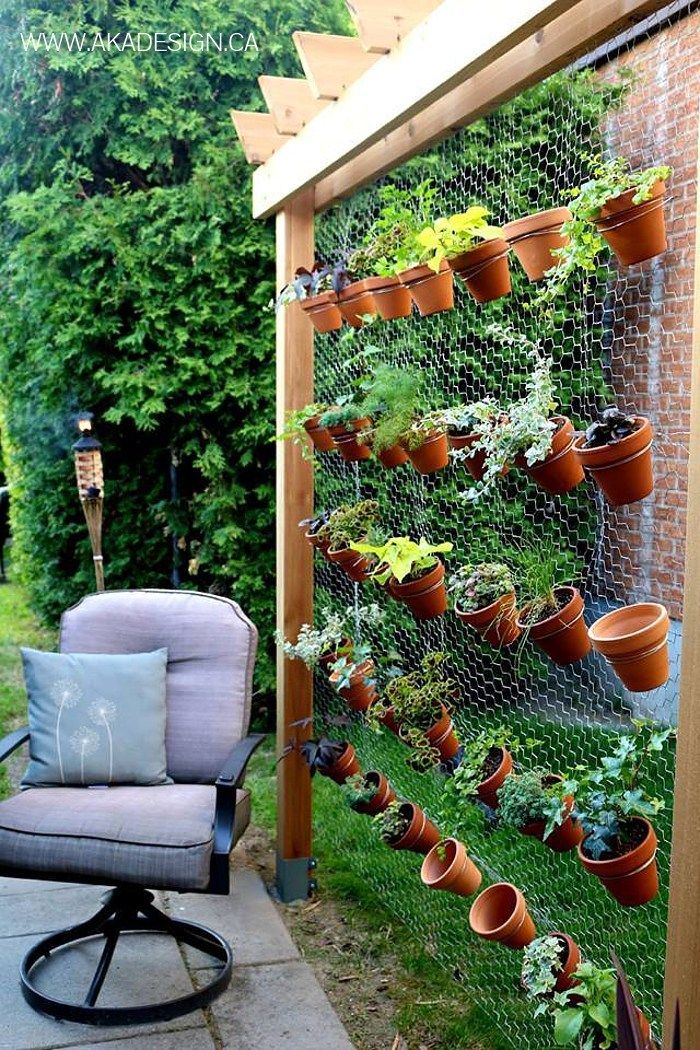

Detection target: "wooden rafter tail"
[258, 76, 329, 135]
[229, 110, 290, 166]
[292, 31, 380, 100]
[345, 0, 444, 53]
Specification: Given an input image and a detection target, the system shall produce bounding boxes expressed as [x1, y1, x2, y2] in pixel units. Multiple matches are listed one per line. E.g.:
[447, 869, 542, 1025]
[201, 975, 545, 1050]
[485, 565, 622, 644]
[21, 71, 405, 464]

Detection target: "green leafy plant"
[448, 562, 515, 612]
[365, 180, 439, 275]
[328, 641, 373, 691]
[275, 403, 331, 460]
[358, 365, 423, 454]
[400, 410, 447, 452]
[276, 601, 385, 669]
[444, 725, 526, 802]
[373, 800, 411, 843]
[342, 771, 378, 808]
[416, 206, 502, 273]
[542, 961, 618, 1049]
[439, 398, 501, 438]
[326, 500, 382, 551]
[514, 541, 573, 628]
[497, 769, 566, 832]
[318, 402, 368, 432]
[522, 935, 570, 1001]
[352, 535, 452, 585]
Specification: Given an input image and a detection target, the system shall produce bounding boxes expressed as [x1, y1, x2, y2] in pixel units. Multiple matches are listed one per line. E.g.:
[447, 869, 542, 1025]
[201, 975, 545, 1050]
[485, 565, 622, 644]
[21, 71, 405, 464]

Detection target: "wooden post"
[662, 104, 700, 1048]
[275, 188, 316, 902]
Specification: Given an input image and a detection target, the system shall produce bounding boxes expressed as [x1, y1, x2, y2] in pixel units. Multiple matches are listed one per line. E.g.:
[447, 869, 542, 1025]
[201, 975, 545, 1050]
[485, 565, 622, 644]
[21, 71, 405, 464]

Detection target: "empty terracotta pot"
[300, 291, 343, 333]
[573, 416, 653, 507]
[351, 770, 396, 816]
[390, 560, 447, 619]
[338, 278, 378, 328]
[330, 659, 378, 712]
[517, 586, 591, 666]
[469, 883, 536, 949]
[520, 416, 584, 495]
[578, 817, 659, 907]
[322, 742, 361, 784]
[376, 443, 410, 469]
[327, 545, 372, 583]
[368, 275, 413, 320]
[303, 416, 336, 453]
[520, 776, 584, 853]
[407, 431, 450, 474]
[549, 932, 581, 993]
[397, 261, 454, 316]
[421, 838, 483, 897]
[455, 591, 521, 648]
[503, 207, 573, 281]
[389, 802, 441, 854]
[589, 602, 670, 692]
[477, 747, 513, 808]
[425, 704, 460, 762]
[328, 418, 373, 463]
[595, 180, 668, 266]
[449, 238, 511, 303]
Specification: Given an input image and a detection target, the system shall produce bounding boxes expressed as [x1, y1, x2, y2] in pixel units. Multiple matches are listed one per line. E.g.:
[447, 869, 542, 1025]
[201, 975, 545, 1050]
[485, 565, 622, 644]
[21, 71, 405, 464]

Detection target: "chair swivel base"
[20, 885, 232, 1026]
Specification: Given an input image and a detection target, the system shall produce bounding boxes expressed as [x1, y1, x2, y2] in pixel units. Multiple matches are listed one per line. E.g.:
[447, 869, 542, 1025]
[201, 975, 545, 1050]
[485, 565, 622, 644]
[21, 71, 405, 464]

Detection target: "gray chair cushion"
[0, 784, 250, 891]
[60, 590, 258, 783]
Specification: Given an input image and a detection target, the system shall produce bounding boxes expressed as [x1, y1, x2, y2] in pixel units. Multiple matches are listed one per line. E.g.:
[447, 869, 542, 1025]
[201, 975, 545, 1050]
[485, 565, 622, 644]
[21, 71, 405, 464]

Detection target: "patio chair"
[0, 588, 264, 1025]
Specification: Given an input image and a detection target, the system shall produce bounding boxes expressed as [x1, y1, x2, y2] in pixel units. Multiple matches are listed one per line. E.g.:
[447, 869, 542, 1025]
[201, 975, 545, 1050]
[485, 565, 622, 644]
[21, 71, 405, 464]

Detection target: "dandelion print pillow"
[20, 648, 171, 788]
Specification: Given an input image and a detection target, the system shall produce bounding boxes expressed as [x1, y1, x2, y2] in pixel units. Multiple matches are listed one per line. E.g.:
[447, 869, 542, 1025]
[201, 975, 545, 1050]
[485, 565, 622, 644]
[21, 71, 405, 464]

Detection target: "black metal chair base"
[20, 886, 233, 1026]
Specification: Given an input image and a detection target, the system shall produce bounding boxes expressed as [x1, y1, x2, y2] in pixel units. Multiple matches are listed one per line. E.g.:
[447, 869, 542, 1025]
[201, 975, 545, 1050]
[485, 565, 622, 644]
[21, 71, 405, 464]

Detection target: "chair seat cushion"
[0, 784, 250, 891]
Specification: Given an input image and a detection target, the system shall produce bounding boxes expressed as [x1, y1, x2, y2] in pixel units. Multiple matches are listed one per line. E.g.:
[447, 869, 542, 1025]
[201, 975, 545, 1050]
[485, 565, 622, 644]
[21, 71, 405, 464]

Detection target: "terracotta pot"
[300, 291, 343, 333]
[328, 417, 373, 463]
[338, 278, 378, 328]
[376, 443, 410, 469]
[327, 545, 372, 583]
[573, 416, 653, 507]
[378, 704, 401, 736]
[397, 261, 454, 316]
[303, 416, 336, 453]
[425, 704, 460, 762]
[469, 883, 537, 949]
[352, 770, 396, 816]
[304, 527, 331, 558]
[449, 238, 511, 303]
[503, 207, 573, 281]
[477, 747, 513, 808]
[589, 602, 670, 692]
[517, 586, 591, 666]
[521, 416, 584, 496]
[520, 776, 584, 853]
[421, 838, 483, 897]
[330, 659, 378, 712]
[578, 817, 659, 907]
[367, 275, 412, 320]
[319, 637, 352, 671]
[456, 591, 521, 648]
[322, 742, 361, 785]
[449, 431, 509, 482]
[390, 560, 447, 620]
[407, 431, 450, 474]
[549, 932, 582, 994]
[595, 180, 668, 266]
[389, 802, 441, 854]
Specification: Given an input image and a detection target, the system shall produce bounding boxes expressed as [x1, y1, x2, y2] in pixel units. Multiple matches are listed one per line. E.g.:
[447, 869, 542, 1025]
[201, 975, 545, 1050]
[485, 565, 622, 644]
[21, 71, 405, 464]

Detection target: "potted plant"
[417, 206, 510, 304]
[276, 610, 349, 672]
[373, 799, 441, 854]
[420, 838, 483, 897]
[444, 725, 518, 808]
[276, 403, 337, 456]
[522, 933, 582, 999]
[589, 602, 670, 693]
[299, 737, 361, 784]
[275, 262, 344, 333]
[541, 961, 651, 1048]
[496, 769, 583, 853]
[336, 249, 381, 328]
[358, 364, 422, 469]
[342, 770, 396, 815]
[503, 206, 573, 282]
[401, 412, 450, 474]
[469, 882, 537, 949]
[573, 406, 654, 507]
[440, 399, 506, 482]
[299, 509, 334, 557]
[450, 562, 520, 648]
[329, 642, 378, 712]
[318, 403, 373, 462]
[326, 500, 382, 582]
[354, 536, 452, 619]
[569, 721, 673, 906]
[515, 546, 591, 667]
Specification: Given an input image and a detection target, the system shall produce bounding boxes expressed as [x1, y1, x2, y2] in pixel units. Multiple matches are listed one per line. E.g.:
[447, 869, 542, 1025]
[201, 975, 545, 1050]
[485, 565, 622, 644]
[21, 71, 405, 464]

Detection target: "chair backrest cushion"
[60, 589, 257, 783]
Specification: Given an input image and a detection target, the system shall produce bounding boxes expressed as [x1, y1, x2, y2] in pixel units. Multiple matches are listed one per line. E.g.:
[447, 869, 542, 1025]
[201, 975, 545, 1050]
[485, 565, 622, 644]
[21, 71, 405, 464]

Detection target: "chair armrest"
[216, 733, 266, 790]
[0, 726, 29, 764]
[210, 733, 266, 893]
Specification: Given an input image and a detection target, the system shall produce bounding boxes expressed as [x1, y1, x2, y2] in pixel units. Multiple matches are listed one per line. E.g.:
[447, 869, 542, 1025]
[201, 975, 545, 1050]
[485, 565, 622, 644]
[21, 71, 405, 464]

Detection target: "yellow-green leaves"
[417, 207, 502, 272]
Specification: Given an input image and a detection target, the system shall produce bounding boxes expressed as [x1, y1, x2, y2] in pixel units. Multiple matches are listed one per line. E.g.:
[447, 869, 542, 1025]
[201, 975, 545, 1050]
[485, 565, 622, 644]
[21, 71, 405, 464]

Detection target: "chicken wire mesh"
[304, 6, 699, 1045]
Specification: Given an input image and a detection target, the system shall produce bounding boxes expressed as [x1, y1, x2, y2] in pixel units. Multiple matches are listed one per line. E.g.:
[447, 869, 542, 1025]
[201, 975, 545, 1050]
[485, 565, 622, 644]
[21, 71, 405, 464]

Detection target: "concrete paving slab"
[0, 877, 75, 896]
[60, 1030, 215, 1050]
[0, 885, 109, 939]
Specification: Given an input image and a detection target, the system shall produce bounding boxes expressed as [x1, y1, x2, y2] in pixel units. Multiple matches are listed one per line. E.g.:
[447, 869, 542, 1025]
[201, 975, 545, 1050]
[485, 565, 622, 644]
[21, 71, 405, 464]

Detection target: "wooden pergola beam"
[345, 0, 444, 53]
[292, 32, 380, 100]
[229, 111, 289, 165]
[258, 76, 329, 135]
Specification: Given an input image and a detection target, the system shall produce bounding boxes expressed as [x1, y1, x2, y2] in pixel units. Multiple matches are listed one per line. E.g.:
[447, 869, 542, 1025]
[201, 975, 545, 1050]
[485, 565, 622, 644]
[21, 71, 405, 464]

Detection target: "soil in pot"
[595, 180, 668, 266]
[407, 431, 450, 474]
[367, 276, 412, 320]
[327, 545, 373, 583]
[589, 602, 670, 692]
[448, 238, 511, 303]
[397, 262, 454, 316]
[389, 802, 441, 854]
[520, 416, 584, 496]
[338, 278, 378, 328]
[503, 207, 573, 281]
[322, 742, 361, 785]
[390, 560, 448, 620]
[329, 418, 373, 463]
[469, 882, 536, 949]
[300, 291, 343, 333]
[376, 443, 410, 469]
[303, 416, 337, 453]
[330, 659, 378, 712]
[456, 591, 521, 648]
[352, 770, 396, 816]
[517, 586, 591, 666]
[421, 839, 482, 897]
[573, 416, 653, 507]
[425, 704, 460, 762]
[477, 747, 513, 808]
[578, 817, 659, 907]
[520, 775, 584, 853]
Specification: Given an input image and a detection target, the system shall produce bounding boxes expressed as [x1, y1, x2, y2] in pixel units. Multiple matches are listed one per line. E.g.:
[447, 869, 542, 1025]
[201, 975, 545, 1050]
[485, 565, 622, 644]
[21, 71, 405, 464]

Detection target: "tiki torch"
[72, 411, 105, 591]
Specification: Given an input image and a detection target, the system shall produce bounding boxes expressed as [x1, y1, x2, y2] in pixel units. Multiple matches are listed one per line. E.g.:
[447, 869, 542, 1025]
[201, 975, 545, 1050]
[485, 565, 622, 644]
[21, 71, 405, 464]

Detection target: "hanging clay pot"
[376, 443, 410, 469]
[300, 292, 343, 333]
[573, 416, 653, 507]
[338, 279, 378, 328]
[503, 207, 572, 281]
[578, 817, 659, 907]
[388, 802, 441, 854]
[519, 416, 584, 496]
[366, 275, 412, 320]
[351, 770, 396, 816]
[319, 636, 352, 671]
[424, 703, 460, 762]
[330, 658, 378, 712]
[327, 545, 372, 583]
[449, 431, 510, 482]
[321, 742, 361, 785]
[448, 238, 511, 303]
[469, 883, 537, 949]
[421, 838, 483, 897]
[327, 418, 373, 463]
[594, 180, 668, 266]
[397, 261, 454, 316]
[390, 560, 448, 620]
[304, 526, 332, 559]
[302, 415, 336, 453]
[588, 602, 670, 692]
[549, 932, 582, 994]
[517, 586, 591, 666]
[477, 747, 513, 808]
[455, 591, 521, 648]
[407, 431, 450, 474]
[520, 775, 584, 853]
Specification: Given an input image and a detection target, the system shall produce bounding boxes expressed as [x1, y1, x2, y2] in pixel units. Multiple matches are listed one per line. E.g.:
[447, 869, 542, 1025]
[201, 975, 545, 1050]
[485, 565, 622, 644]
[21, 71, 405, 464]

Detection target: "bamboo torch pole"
[72, 412, 105, 592]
